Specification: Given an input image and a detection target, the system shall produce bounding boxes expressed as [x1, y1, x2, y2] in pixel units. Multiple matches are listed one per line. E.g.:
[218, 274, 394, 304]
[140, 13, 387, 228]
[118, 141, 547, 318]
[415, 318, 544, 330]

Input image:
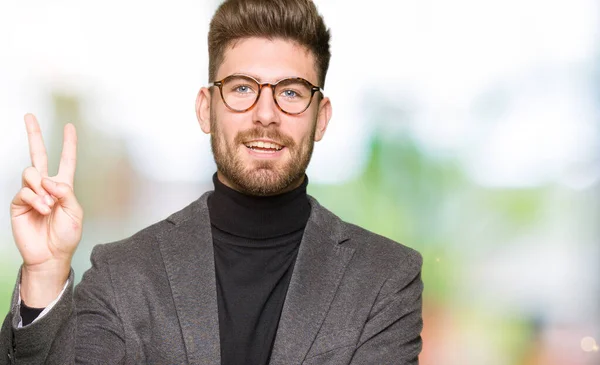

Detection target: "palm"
[10, 114, 82, 268]
[11, 182, 81, 266]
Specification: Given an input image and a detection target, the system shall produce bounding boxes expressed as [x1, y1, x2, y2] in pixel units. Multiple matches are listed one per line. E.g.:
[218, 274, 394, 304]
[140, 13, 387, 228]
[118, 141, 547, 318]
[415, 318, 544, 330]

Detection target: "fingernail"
[41, 205, 51, 214]
[44, 195, 54, 206]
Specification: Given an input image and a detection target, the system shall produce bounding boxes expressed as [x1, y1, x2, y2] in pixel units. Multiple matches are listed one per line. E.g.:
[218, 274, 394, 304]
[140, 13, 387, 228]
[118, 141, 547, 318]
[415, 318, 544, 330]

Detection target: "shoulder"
[91, 192, 211, 263]
[89, 219, 170, 266]
[309, 196, 422, 279]
[343, 221, 422, 278]
[344, 222, 421, 265]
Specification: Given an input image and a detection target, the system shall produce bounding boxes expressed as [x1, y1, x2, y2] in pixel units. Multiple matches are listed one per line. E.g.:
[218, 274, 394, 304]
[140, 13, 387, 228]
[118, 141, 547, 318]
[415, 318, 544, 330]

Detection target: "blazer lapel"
[157, 192, 221, 365]
[269, 197, 355, 365]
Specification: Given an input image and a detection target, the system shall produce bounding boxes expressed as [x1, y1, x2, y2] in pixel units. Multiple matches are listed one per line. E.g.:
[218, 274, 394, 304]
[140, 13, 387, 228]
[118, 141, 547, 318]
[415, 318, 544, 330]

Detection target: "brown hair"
[208, 0, 331, 87]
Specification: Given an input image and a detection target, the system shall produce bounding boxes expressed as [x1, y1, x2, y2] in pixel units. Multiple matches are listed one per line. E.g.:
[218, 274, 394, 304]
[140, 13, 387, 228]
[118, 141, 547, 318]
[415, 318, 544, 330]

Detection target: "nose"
[252, 85, 280, 127]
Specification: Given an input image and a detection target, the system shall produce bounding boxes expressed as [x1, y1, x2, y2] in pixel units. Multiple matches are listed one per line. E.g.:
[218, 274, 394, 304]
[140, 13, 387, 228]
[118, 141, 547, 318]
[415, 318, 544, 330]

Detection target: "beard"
[210, 109, 316, 196]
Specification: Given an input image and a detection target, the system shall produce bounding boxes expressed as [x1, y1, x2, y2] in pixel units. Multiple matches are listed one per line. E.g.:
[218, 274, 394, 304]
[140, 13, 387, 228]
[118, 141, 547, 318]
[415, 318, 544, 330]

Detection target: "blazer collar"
[157, 192, 355, 365]
[158, 191, 220, 365]
[269, 196, 355, 364]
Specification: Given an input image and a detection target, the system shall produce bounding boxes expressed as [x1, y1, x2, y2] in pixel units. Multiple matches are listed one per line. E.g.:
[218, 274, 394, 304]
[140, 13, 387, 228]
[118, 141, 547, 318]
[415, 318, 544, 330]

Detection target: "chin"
[239, 167, 296, 196]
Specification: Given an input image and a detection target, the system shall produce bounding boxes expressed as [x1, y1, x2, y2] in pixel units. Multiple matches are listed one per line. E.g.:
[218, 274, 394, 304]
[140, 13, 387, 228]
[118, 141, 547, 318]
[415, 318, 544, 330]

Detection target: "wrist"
[20, 260, 70, 307]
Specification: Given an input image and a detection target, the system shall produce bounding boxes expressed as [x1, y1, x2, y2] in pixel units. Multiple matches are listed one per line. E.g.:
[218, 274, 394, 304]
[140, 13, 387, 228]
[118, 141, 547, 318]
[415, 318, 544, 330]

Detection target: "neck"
[207, 173, 311, 239]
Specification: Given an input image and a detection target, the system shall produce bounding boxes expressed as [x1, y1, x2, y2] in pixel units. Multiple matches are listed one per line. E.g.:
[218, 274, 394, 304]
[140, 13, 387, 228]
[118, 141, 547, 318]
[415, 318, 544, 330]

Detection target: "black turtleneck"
[207, 173, 311, 365]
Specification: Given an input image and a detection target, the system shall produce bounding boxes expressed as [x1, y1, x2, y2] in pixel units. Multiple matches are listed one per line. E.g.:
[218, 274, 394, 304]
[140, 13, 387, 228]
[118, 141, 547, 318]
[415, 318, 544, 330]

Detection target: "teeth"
[244, 141, 283, 150]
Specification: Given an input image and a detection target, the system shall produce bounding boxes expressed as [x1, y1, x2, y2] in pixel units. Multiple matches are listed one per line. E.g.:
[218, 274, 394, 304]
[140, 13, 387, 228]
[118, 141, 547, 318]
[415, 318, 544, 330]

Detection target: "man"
[1, 0, 423, 364]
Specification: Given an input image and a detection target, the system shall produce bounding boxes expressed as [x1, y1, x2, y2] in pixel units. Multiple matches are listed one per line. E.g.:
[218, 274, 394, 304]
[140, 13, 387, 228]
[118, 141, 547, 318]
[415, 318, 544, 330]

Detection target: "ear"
[314, 96, 332, 142]
[195, 87, 212, 134]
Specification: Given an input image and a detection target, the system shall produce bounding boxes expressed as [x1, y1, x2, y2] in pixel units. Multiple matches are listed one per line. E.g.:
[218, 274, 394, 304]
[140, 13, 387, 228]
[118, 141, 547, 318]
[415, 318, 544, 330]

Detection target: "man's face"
[197, 37, 331, 196]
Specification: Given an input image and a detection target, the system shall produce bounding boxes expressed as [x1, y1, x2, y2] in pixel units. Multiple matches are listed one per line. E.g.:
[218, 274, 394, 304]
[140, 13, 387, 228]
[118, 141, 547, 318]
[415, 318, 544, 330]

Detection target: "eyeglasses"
[209, 74, 323, 115]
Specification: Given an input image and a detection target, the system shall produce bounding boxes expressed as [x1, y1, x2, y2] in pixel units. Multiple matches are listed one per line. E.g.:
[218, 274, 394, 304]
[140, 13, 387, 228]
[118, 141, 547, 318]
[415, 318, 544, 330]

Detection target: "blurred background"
[1, 0, 598, 363]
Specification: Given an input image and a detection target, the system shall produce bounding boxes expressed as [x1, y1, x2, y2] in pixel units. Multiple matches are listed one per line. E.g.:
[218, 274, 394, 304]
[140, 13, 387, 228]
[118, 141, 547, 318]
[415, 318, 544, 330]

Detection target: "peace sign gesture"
[10, 114, 83, 308]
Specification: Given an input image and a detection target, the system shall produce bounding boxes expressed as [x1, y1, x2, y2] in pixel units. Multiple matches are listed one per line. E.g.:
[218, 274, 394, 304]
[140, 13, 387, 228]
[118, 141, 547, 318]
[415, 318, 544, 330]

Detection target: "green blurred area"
[307, 131, 577, 364]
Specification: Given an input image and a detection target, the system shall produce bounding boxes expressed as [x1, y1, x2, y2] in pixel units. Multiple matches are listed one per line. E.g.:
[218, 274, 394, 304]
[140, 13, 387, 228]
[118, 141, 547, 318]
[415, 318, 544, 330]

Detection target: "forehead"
[216, 37, 318, 85]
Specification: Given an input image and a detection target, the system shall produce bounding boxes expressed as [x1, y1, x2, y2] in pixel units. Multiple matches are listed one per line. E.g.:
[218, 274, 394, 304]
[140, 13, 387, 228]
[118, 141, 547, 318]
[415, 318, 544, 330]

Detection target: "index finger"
[24, 114, 49, 176]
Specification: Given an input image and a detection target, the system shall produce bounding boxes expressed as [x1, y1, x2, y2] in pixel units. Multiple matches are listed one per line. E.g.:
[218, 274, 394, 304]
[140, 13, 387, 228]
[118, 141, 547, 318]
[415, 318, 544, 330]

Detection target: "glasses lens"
[221, 75, 260, 111]
[274, 79, 313, 114]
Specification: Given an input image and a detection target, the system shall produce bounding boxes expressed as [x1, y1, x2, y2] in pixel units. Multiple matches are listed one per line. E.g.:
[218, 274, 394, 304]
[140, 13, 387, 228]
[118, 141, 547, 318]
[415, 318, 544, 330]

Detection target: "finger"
[57, 123, 77, 184]
[24, 114, 49, 177]
[21, 167, 54, 207]
[41, 178, 81, 214]
[12, 187, 52, 215]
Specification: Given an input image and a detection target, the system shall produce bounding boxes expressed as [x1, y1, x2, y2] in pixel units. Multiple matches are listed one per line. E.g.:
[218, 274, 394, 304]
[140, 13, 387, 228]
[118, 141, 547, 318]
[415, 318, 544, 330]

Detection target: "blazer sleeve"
[349, 253, 423, 365]
[0, 245, 126, 365]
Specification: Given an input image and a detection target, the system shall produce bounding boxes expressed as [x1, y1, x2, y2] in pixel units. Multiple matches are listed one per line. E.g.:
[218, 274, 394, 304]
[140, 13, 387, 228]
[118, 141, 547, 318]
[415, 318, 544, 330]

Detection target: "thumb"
[41, 178, 80, 211]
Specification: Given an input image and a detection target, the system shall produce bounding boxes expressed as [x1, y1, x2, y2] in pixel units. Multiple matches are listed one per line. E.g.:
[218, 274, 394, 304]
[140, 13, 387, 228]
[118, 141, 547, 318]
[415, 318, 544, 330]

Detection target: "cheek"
[298, 117, 317, 141]
[214, 111, 242, 142]
[287, 126, 315, 150]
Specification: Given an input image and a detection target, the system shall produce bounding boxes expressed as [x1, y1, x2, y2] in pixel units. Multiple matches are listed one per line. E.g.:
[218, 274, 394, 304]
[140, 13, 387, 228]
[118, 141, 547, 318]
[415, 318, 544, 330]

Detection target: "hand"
[10, 114, 83, 307]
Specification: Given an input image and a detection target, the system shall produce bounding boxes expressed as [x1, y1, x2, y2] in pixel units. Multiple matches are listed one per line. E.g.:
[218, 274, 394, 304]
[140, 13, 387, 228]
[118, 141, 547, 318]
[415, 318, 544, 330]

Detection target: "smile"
[243, 140, 284, 152]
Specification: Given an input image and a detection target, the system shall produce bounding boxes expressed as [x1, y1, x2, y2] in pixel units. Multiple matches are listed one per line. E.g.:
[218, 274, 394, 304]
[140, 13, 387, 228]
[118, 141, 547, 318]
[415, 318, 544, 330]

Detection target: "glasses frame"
[209, 74, 323, 115]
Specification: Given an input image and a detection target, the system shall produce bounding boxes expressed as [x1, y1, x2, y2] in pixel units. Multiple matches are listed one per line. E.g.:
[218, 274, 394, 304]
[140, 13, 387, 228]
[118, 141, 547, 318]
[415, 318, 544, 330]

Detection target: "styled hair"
[208, 0, 331, 87]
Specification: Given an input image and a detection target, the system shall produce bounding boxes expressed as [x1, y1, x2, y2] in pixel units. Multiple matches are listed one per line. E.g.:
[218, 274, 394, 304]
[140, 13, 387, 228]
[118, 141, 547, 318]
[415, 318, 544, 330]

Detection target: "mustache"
[234, 127, 296, 148]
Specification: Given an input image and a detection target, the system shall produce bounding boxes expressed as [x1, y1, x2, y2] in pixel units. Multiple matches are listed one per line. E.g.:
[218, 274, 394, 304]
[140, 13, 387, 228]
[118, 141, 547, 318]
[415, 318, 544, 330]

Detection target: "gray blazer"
[1, 193, 423, 364]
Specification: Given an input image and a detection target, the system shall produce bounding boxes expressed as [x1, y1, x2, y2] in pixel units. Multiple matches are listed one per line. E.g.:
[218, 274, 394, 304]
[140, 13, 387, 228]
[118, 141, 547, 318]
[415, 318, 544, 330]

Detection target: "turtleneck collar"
[207, 173, 311, 239]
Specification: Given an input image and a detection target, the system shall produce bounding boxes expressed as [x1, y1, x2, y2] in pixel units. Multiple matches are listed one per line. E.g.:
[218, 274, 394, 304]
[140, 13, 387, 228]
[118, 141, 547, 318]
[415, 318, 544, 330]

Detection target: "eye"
[224, 76, 258, 95]
[281, 89, 300, 98]
[233, 84, 254, 93]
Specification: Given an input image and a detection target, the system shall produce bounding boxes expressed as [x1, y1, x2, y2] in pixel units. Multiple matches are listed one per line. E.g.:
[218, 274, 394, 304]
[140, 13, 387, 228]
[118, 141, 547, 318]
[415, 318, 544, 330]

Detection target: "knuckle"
[17, 187, 34, 203]
[18, 187, 32, 197]
[57, 182, 73, 195]
[22, 166, 34, 177]
[22, 166, 40, 181]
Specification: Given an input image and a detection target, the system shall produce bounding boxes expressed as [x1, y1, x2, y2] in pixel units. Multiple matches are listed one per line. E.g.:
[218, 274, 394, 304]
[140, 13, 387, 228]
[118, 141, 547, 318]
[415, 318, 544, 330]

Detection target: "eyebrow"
[230, 73, 302, 84]
[232, 72, 263, 81]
